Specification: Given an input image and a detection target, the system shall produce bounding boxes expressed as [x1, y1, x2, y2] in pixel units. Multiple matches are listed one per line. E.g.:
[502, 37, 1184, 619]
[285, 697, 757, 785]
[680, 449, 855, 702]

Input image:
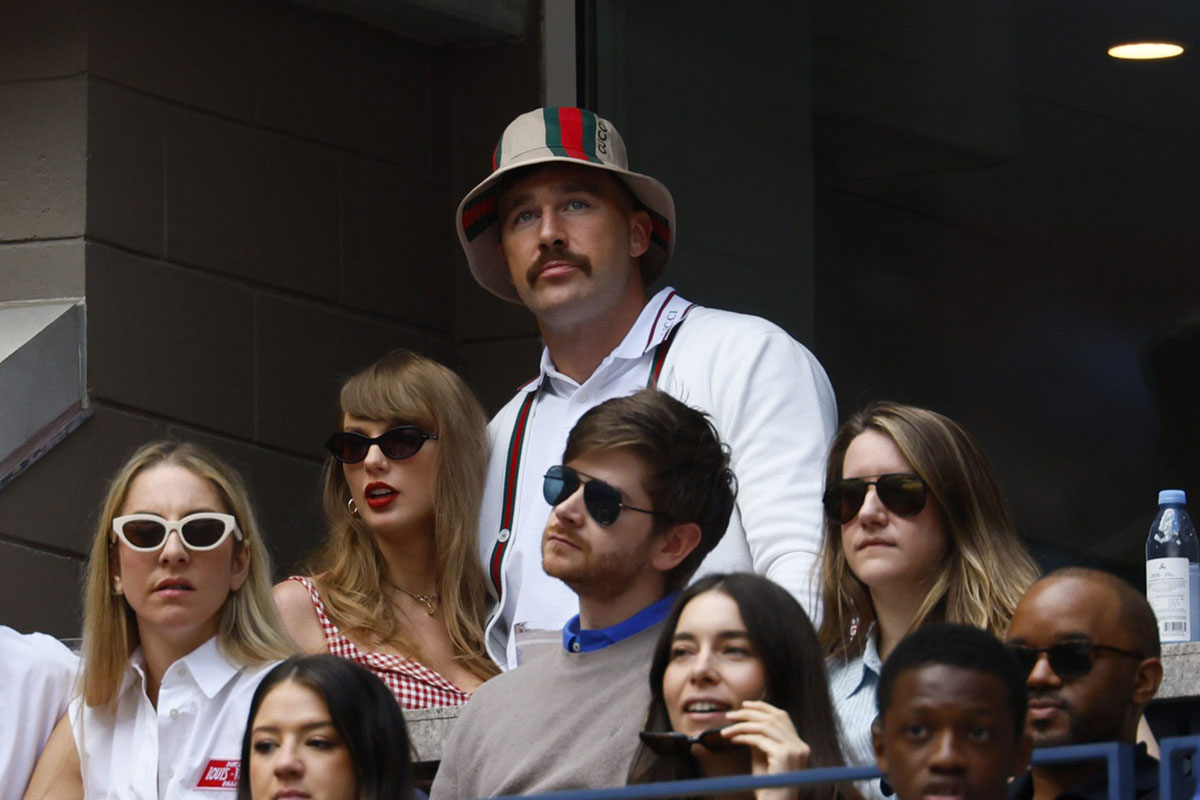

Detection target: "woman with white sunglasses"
[25, 441, 295, 799]
[817, 403, 1039, 799]
[272, 350, 497, 709]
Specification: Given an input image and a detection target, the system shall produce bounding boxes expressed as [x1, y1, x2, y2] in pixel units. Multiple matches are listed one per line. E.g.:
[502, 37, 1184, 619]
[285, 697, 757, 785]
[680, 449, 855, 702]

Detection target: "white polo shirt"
[71, 637, 277, 799]
[0, 626, 79, 800]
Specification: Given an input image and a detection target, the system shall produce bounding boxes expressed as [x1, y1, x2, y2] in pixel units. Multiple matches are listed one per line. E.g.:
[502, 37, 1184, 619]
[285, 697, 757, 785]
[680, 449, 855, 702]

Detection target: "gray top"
[430, 622, 660, 799]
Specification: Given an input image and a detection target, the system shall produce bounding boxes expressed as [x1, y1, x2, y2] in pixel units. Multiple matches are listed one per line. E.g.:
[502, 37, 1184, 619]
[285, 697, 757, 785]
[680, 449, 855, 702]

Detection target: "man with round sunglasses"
[458, 107, 837, 669]
[1004, 568, 1163, 800]
[431, 390, 736, 799]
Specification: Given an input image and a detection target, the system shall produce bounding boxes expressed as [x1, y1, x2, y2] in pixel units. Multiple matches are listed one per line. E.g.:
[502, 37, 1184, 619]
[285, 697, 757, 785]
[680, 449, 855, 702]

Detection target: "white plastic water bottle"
[1146, 489, 1200, 643]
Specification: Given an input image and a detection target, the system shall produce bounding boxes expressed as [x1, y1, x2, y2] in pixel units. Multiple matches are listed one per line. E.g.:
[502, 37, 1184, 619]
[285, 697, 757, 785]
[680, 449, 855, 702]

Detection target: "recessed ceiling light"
[1108, 42, 1185, 60]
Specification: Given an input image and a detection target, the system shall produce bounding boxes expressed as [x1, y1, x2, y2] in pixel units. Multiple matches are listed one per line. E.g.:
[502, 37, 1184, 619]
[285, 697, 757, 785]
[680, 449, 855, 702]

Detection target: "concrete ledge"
[1160, 642, 1200, 701]
[0, 300, 89, 489]
[404, 705, 461, 765]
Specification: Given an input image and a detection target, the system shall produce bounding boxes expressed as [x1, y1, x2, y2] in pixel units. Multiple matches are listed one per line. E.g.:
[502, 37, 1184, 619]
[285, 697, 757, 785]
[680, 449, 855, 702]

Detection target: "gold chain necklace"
[383, 578, 440, 615]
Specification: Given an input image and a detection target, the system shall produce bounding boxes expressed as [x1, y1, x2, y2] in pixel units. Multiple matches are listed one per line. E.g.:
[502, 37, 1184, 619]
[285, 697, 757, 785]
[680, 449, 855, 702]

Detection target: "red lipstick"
[364, 482, 398, 509]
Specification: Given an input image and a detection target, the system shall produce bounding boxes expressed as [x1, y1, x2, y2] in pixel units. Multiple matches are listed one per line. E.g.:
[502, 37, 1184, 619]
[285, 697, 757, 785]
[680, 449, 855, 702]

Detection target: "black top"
[1008, 743, 1158, 800]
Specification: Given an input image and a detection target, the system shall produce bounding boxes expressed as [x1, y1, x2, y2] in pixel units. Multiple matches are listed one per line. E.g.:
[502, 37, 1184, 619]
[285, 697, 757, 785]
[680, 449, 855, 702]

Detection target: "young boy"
[873, 623, 1032, 800]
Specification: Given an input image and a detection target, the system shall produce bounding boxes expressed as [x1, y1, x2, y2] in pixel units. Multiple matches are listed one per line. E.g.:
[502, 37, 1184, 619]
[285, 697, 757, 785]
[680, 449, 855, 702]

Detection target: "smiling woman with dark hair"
[239, 654, 415, 800]
[630, 573, 861, 800]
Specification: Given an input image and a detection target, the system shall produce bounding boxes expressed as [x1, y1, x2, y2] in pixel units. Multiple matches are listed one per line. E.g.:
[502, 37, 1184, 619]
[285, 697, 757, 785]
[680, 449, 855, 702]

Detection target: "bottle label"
[1153, 508, 1178, 543]
[1147, 557, 1192, 642]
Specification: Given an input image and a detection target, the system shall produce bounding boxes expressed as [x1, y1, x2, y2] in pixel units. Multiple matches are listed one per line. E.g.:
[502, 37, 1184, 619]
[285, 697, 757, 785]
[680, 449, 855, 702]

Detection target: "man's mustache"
[527, 250, 592, 284]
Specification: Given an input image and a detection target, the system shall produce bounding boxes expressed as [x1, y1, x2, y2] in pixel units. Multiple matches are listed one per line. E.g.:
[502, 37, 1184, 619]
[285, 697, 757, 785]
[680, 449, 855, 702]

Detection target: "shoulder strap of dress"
[287, 575, 339, 638]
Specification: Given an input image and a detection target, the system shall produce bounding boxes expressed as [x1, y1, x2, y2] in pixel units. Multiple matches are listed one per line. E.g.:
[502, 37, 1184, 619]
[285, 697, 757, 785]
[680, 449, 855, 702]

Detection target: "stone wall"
[0, 0, 541, 637]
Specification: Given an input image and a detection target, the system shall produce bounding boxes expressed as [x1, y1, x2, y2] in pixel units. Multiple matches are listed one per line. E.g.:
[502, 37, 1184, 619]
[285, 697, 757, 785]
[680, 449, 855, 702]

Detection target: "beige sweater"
[430, 623, 660, 799]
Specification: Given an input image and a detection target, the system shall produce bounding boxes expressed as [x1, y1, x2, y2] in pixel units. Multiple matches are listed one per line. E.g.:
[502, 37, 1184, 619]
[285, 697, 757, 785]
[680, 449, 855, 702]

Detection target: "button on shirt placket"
[158, 680, 185, 797]
[71, 637, 276, 799]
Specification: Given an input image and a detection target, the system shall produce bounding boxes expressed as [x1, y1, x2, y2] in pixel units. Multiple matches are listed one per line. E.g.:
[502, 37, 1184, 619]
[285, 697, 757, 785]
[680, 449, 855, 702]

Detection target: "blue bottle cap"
[1158, 489, 1187, 505]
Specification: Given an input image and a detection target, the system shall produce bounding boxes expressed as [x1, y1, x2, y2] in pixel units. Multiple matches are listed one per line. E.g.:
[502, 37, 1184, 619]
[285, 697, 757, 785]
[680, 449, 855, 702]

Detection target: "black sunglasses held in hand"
[112, 512, 243, 552]
[1006, 641, 1144, 679]
[326, 426, 438, 463]
[639, 727, 743, 756]
[542, 465, 667, 527]
[822, 473, 929, 524]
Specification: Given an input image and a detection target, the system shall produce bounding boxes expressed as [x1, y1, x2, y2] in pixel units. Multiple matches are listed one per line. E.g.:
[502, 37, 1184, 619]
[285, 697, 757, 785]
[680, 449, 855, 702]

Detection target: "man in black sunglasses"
[1004, 568, 1163, 800]
[431, 390, 736, 800]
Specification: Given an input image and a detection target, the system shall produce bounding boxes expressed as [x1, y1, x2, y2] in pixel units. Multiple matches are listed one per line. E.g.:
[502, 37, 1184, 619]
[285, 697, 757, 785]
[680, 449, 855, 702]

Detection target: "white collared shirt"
[0, 626, 79, 800]
[827, 627, 887, 800]
[71, 637, 277, 799]
[499, 288, 696, 666]
[481, 286, 837, 667]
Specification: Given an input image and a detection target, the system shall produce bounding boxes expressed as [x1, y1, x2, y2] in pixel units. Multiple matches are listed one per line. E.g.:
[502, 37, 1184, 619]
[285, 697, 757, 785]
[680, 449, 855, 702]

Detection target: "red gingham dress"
[288, 576, 472, 709]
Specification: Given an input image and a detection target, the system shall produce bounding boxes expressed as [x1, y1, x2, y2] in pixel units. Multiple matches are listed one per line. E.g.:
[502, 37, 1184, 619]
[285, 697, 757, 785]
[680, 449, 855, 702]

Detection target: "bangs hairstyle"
[562, 389, 736, 592]
[632, 573, 860, 800]
[818, 402, 1040, 660]
[312, 350, 496, 680]
[238, 655, 415, 800]
[81, 441, 296, 708]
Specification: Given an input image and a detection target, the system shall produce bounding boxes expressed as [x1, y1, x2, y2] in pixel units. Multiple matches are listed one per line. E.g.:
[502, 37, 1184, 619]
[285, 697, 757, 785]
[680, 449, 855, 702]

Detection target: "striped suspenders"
[487, 313, 691, 596]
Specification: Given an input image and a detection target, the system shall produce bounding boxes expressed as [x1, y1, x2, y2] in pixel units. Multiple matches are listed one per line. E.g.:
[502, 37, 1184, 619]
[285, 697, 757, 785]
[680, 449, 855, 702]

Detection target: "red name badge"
[196, 759, 240, 790]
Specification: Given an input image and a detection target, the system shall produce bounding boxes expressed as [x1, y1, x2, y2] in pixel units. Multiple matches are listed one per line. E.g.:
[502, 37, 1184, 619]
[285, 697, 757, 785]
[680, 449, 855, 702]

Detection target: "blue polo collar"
[562, 593, 678, 654]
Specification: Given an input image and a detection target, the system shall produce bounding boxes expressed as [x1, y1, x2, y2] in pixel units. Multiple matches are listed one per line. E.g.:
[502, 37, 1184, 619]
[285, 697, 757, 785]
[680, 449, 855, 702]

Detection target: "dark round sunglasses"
[1006, 641, 1144, 679]
[638, 727, 743, 757]
[325, 426, 438, 464]
[542, 465, 668, 527]
[822, 472, 929, 524]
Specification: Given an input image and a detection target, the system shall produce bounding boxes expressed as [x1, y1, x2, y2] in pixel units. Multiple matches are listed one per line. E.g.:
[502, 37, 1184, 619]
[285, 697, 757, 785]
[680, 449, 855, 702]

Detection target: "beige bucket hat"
[456, 107, 676, 303]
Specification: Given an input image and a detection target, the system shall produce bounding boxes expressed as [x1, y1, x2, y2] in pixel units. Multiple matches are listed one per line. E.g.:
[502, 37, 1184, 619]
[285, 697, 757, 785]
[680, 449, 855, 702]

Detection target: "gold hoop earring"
[347, 497, 359, 517]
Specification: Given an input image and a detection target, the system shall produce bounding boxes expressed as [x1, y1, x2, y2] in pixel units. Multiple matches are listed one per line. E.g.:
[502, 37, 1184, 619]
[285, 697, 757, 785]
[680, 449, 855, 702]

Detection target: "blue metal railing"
[1160, 735, 1200, 800]
[491, 764, 881, 800]
[488, 736, 1200, 800]
[1029, 742, 1134, 800]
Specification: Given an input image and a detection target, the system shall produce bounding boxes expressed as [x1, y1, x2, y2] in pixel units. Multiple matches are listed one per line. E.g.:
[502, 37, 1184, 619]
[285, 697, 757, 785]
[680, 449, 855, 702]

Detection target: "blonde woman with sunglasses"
[817, 403, 1039, 800]
[25, 441, 295, 800]
[272, 350, 497, 709]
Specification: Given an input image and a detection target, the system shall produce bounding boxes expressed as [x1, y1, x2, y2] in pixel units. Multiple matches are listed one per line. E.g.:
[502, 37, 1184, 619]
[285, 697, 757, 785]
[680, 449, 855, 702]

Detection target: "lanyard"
[488, 310, 692, 596]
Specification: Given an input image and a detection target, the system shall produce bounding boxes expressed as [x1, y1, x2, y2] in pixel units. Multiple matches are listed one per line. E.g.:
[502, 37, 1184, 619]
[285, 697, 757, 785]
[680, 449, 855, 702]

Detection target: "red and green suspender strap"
[489, 390, 537, 595]
[487, 311, 694, 596]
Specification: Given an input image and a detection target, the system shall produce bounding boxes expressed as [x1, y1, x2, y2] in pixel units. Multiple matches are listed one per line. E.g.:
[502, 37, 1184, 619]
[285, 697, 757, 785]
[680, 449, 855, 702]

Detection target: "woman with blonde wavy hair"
[273, 349, 497, 709]
[818, 402, 1039, 798]
[26, 440, 295, 799]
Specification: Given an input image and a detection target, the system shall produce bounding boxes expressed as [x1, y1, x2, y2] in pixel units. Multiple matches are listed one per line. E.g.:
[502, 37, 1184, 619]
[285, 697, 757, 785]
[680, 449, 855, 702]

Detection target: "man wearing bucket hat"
[458, 107, 837, 670]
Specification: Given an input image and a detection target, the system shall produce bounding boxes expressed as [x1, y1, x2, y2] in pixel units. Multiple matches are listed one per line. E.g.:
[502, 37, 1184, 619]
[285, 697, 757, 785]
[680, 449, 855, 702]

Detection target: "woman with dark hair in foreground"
[631, 573, 861, 800]
[240, 654, 415, 800]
